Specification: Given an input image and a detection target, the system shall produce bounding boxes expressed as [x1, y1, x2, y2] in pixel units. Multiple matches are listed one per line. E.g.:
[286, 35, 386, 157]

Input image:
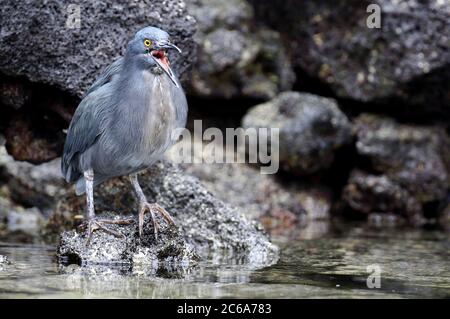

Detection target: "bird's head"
[126, 26, 182, 87]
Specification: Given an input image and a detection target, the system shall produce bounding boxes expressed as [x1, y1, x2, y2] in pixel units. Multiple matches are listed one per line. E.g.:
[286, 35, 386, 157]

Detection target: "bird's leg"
[85, 169, 95, 220]
[83, 169, 132, 244]
[129, 173, 175, 239]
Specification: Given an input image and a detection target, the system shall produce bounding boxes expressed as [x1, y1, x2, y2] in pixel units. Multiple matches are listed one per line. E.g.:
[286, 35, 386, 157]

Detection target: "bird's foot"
[81, 217, 134, 245]
[138, 202, 175, 239]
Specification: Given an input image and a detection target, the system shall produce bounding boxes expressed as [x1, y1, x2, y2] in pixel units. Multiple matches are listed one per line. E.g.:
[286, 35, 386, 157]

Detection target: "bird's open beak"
[150, 41, 182, 88]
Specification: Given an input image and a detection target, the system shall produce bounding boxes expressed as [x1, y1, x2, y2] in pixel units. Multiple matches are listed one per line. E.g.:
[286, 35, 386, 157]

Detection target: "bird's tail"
[75, 178, 86, 195]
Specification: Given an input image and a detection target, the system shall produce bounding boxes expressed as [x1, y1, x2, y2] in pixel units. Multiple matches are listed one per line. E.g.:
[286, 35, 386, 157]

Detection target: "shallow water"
[0, 225, 449, 298]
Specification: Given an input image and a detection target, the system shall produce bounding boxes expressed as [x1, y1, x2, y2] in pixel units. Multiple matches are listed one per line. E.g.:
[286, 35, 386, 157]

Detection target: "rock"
[3, 113, 65, 164]
[343, 114, 450, 222]
[242, 92, 352, 175]
[250, 0, 450, 111]
[0, 145, 71, 241]
[0, 255, 9, 264]
[6, 207, 44, 237]
[0, 146, 68, 209]
[343, 170, 422, 218]
[0, 0, 197, 97]
[0, 79, 31, 109]
[0, 191, 46, 241]
[186, 0, 295, 99]
[0, 254, 10, 271]
[167, 137, 332, 235]
[0, 192, 45, 240]
[440, 202, 450, 231]
[0, 77, 77, 163]
[58, 212, 198, 267]
[368, 213, 407, 228]
[354, 114, 450, 202]
[54, 160, 279, 264]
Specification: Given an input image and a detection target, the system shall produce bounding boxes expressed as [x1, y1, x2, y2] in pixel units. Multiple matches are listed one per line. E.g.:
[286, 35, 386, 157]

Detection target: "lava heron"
[61, 26, 188, 241]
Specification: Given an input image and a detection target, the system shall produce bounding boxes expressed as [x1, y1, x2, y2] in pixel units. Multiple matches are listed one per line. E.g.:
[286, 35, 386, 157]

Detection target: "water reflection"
[0, 225, 449, 298]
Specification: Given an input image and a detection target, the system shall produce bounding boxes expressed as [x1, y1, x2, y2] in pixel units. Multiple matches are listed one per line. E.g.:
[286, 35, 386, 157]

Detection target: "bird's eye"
[144, 39, 152, 47]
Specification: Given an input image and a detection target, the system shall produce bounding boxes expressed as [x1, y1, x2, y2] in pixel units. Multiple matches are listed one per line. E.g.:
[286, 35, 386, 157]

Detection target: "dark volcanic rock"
[58, 212, 199, 266]
[0, 79, 31, 109]
[4, 113, 65, 164]
[0, 146, 67, 209]
[344, 114, 450, 222]
[186, 0, 295, 99]
[354, 114, 450, 203]
[54, 160, 279, 264]
[167, 138, 332, 236]
[0, 0, 197, 97]
[242, 92, 352, 175]
[250, 0, 450, 111]
[344, 170, 422, 217]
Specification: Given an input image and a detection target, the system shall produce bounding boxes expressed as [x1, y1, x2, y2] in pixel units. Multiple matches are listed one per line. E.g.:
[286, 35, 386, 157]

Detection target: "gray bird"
[61, 26, 187, 240]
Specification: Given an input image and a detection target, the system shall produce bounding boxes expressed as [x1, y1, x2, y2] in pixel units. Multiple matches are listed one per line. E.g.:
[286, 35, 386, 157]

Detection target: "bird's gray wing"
[61, 58, 123, 183]
[82, 57, 124, 98]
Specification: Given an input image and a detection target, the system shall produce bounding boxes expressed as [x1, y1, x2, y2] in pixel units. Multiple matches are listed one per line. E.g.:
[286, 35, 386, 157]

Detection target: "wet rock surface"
[344, 114, 450, 221]
[58, 212, 198, 266]
[242, 92, 352, 175]
[186, 0, 295, 99]
[0, 0, 196, 98]
[55, 160, 279, 264]
[250, 0, 450, 111]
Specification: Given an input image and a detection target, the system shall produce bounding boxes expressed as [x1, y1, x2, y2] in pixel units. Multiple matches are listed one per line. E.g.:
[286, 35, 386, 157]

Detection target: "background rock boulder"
[186, 0, 295, 99]
[167, 138, 332, 236]
[250, 0, 450, 113]
[344, 114, 450, 222]
[242, 92, 352, 175]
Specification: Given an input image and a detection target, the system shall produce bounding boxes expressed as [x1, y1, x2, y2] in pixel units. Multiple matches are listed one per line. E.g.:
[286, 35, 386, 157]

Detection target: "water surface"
[0, 225, 448, 298]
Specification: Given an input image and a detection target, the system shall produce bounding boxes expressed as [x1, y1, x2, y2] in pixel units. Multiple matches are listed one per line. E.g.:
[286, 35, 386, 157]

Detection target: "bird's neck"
[115, 61, 154, 107]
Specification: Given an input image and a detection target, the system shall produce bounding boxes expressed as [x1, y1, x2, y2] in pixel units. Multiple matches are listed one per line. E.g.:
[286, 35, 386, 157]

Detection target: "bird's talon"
[83, 218, 129, 245]
[138, 202, 173, 239]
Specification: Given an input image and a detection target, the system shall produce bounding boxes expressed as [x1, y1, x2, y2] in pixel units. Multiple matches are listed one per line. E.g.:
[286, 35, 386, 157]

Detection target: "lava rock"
[354, 114, 450, 202]
[58, 212, 199, 266]
[0, 79, 31, 109]
[0, 146, 67, 209]
[242, 92, 352, 175]
[343, 170, 422, 218]
[440, 202, 450, 230]
[250, 0, 450, 111]
[3, 113, 65, 164]
[0, 192, 45, 240]
[6, 207, 44, 237]
[54, 160, 279, 264]
[0, 0, 197, 97]
[186, 0, 295, 99]
[167, 138, 332, 235]
[343, 114, 450, 221]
